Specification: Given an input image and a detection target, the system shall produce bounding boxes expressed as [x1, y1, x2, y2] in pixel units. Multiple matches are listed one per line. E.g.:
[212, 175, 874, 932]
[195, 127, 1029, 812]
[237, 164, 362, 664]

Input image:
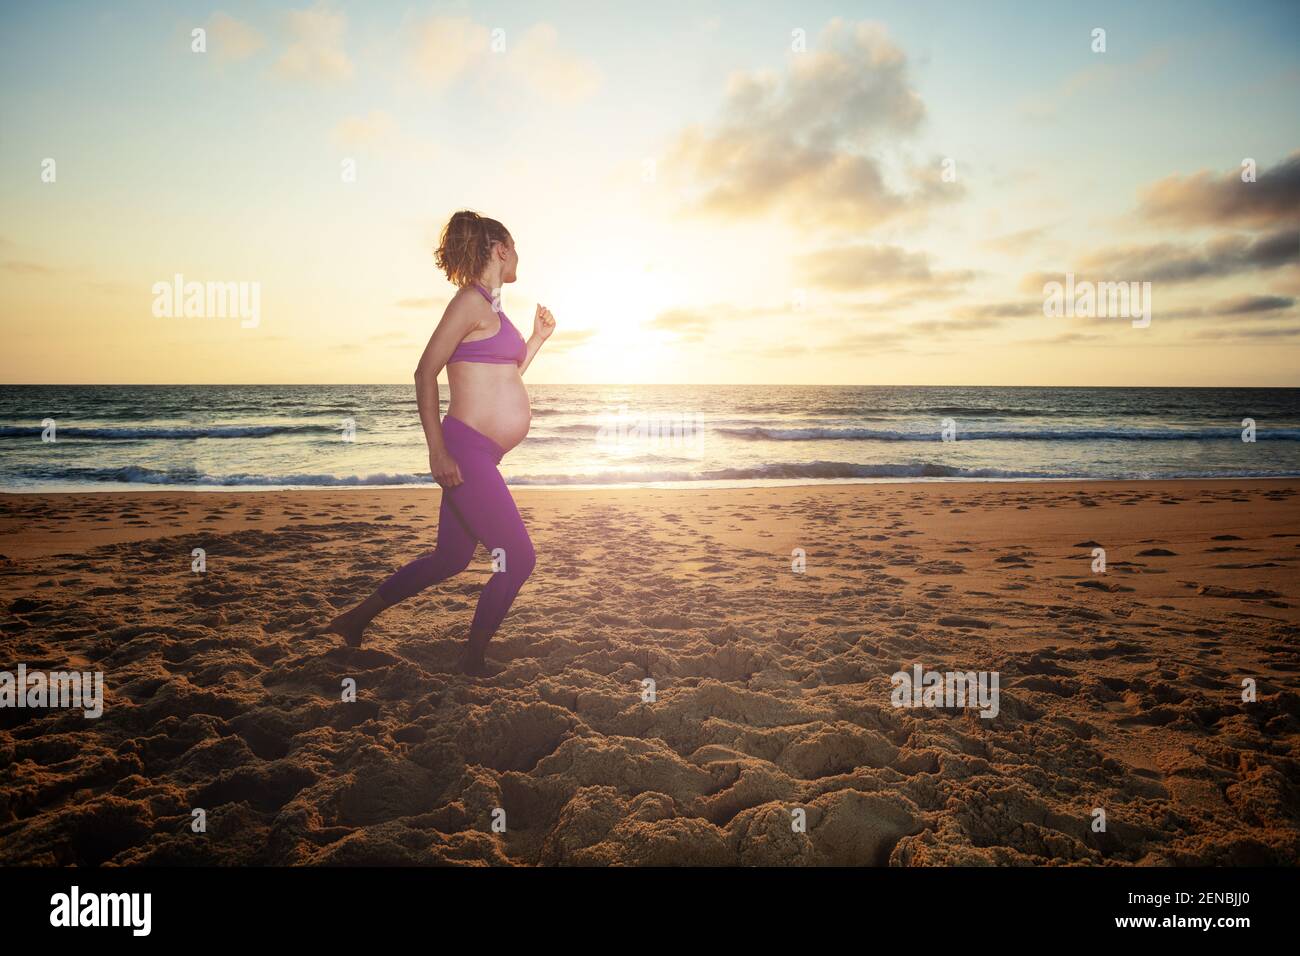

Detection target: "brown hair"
[434, 210, 511, 288]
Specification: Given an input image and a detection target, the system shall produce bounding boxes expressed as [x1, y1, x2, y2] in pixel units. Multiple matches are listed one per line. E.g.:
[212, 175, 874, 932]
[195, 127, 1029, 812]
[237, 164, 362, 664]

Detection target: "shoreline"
[4, 474, 1300, 497]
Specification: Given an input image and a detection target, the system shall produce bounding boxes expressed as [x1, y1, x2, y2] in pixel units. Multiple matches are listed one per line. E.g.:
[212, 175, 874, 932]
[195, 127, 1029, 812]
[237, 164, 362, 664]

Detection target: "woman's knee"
[504, 536, 535, 582]
[432, 539, 476, 577]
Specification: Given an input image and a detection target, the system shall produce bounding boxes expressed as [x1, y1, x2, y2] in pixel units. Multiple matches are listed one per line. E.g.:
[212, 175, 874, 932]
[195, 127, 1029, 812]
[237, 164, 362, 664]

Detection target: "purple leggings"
[376, 414, 535, 638]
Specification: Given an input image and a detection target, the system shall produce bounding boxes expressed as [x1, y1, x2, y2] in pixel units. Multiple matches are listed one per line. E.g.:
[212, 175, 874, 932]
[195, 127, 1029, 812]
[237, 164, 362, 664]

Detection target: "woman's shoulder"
[444, 284, 493, 329]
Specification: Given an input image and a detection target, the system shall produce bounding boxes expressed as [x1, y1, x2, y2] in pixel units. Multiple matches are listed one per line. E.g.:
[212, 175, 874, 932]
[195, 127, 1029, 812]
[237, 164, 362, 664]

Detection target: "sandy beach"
[1, 479, 1297, 866]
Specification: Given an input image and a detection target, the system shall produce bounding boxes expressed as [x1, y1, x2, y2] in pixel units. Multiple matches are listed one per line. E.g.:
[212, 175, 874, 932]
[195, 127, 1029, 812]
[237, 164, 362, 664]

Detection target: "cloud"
[333, 111, 437, 159]
[409, 17, 600, 102]
[980, 225, 1054, 256]
[540, 328, 598, 352]
[1137, 151, 1300, 230]
[511, 24, 601, 103]
[410, 16, 490, 89]
[2, 260, 56, 275]
[1150, 294, 1295, 321]
[1020, 49, 1168, 122]
[645, 302, 804, 341]
[952, 301, 1043, 320]
[829, 329, 911, 353]
[846, 285, 971, 314]
[274, 7, 352, 83]
[906, 317, 1003, 335]
[207, 12, 265, 62]
[1014, 155, 1300, 327]
[648, 308, 712, 341]
[1008, 284, 1294, 326]
[1, 258, 136, 296]
[83, 278, 135, 297]
[1024, 228, 1298, 288]
[868, 304, 1040, 343]
[1022, 332, 1106, 345]
[1079, 229, 1298, 283]
[1189, 324, 1300, 340]
[366, 330, 415, 344]
[1209, 294, 1295, 315]
[664, 19, 958, 230]
[794, 243, 974, 292]
[334, 111, 397, 147]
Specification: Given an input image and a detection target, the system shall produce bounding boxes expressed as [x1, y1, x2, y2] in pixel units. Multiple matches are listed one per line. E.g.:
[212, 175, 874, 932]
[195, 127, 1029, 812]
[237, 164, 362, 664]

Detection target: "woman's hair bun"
[434, 209, 510, 287]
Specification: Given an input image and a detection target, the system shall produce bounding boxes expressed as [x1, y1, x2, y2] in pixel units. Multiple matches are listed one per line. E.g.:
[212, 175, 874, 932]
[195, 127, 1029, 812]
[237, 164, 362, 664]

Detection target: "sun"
[540, 259, 688, 382]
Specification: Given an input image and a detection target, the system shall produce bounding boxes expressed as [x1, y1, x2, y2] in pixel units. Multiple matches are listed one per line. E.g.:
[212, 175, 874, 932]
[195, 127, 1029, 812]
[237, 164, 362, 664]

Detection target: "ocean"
[1, 384, 1298, 491]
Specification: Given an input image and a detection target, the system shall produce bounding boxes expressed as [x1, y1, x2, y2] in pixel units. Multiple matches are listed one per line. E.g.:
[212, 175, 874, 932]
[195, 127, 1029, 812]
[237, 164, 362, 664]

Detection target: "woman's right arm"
[414, 296, 480, 488]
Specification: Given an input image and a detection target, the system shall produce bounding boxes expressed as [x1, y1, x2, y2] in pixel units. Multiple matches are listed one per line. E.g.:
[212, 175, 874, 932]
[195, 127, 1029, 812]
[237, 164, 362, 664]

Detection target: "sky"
[1, 0, 1298, 386]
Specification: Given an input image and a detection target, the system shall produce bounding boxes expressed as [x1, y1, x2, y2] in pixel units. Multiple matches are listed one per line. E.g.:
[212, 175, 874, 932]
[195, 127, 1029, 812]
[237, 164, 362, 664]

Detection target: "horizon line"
[2, 382, 1300, 390]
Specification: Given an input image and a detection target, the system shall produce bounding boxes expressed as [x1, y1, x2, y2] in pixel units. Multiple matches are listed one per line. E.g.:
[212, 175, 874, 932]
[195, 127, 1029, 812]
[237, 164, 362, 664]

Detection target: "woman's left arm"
[519, 304, 555, 376]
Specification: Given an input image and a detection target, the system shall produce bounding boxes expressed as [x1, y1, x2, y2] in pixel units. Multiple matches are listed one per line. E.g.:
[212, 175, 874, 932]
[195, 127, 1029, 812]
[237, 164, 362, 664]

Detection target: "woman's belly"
[445, 362, 531, 453]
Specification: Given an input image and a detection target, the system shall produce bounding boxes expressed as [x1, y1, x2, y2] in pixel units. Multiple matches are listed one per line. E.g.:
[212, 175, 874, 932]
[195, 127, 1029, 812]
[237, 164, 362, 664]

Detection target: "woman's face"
[499, 236, 518, 283]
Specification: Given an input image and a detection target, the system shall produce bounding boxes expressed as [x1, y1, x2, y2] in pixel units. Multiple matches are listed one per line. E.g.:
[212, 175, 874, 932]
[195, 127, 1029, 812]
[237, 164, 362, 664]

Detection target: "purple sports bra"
[448, 282, 527, 366]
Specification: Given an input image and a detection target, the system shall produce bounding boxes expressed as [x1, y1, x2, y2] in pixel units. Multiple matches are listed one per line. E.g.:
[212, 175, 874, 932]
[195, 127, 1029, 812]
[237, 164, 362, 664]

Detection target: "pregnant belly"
[446, 363, 531, 453]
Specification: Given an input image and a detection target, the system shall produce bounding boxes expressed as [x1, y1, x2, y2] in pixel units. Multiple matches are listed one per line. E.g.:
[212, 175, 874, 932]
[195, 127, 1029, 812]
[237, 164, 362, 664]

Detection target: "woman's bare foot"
[318, 592, 389, 648]
[321, 608, 369, 648]
[456, 629, 494, 675]
[456, 652, 494, 677]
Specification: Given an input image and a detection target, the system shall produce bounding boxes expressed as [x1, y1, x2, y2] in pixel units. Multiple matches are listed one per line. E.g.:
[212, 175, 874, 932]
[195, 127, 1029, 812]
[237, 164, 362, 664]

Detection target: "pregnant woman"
[321, 210, 555, 675]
